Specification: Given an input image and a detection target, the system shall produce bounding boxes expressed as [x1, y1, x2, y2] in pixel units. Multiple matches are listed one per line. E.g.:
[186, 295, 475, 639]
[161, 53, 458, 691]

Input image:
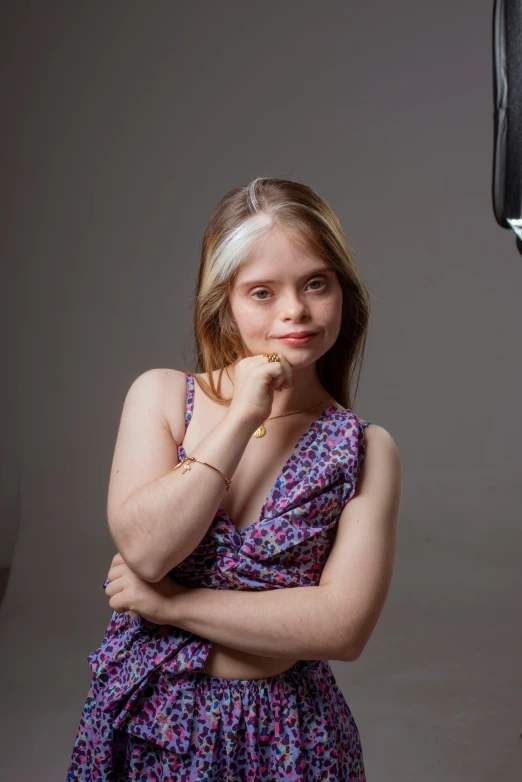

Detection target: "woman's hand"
[104, 552, 191, 625]
[227, 354, 294, 430]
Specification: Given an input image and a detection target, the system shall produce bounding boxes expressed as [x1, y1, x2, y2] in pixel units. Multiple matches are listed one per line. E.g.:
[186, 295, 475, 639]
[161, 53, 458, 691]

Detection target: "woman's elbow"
[127, 553, 164, 582]
[107, 520, 161, 582]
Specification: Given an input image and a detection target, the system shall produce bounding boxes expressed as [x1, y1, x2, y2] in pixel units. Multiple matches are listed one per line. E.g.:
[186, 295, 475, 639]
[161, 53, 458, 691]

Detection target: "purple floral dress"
[67, 373, 371, 780]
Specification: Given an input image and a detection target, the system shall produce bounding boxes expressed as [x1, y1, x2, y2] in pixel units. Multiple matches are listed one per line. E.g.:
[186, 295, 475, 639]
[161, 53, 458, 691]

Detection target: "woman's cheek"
[233, 302, 270, 339]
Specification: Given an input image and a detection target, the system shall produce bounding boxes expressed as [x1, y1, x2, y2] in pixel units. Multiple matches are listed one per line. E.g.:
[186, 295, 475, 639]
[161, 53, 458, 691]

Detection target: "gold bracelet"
[172, 456, 232, 492]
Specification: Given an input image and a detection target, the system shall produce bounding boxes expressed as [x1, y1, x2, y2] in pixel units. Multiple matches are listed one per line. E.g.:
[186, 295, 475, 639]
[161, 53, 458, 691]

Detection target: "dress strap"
[361, 419, 371, 429]
[183, 373, 195, 431]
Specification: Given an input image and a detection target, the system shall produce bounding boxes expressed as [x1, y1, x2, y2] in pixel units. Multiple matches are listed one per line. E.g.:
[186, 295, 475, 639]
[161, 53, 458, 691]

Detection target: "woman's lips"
[276, 332, 318, 345]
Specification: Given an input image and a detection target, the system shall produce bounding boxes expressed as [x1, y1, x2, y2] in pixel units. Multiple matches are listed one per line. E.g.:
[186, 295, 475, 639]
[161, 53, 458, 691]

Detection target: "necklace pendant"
[253, 424, 266, 438]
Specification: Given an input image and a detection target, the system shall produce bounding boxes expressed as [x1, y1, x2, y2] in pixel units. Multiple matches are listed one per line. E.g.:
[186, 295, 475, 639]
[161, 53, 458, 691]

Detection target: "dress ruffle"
[87, 610, 212, 754]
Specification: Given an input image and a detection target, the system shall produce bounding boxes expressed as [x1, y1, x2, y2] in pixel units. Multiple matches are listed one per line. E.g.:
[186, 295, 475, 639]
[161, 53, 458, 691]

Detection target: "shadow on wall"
[0, 569, 9, 605]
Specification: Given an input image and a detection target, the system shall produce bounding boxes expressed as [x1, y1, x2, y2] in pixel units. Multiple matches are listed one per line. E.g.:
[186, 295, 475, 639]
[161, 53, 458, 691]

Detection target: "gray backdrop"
[1, 1, 521, 779]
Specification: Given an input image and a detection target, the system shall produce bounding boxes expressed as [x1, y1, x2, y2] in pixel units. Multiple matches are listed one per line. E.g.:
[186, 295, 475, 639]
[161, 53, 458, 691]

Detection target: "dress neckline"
[177, 402, 344, 536]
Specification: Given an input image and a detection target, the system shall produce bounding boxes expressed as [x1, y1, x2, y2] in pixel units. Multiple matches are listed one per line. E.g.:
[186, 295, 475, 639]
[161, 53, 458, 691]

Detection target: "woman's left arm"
[107, 424, 400, 662]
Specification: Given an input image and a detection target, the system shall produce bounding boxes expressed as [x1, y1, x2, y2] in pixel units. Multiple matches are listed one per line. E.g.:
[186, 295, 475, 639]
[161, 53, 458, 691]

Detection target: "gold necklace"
[224, 367, 334, 439]
[253, 394, 334, 438]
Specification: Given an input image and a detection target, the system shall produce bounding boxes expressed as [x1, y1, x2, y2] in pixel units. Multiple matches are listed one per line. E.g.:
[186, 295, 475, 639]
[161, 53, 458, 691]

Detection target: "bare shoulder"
[363, 421, 399, 454]
[356, 421, 401, 496]
[122, 368, 189, 444]
[126, 367, 185, 407]
[139, 366, 188, 396]
[131, 368, 189, 444]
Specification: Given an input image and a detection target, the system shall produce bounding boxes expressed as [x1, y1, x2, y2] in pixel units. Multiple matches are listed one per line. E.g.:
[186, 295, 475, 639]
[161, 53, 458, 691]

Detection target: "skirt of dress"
[66, 657, 366, 781]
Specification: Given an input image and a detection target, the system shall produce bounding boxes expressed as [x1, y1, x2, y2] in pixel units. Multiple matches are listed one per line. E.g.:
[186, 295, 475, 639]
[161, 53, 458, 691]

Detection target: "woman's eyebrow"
[238, 268, 332, 289]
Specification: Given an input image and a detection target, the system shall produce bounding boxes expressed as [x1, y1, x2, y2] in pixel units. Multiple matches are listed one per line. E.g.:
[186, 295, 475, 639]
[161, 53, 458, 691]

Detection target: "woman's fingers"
[273, 353, 293, 388]
[105, 563, 128, 594]
[104, 576, 120, 597]
[107, 560, 129, 580]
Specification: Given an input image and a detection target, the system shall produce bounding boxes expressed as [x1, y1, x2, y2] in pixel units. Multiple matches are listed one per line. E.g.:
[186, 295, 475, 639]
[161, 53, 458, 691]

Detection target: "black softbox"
[492, 0, 522, 254]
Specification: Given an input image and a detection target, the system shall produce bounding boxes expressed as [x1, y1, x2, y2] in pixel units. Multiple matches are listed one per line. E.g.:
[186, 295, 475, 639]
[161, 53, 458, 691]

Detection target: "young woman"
[67, 177, 401, 780]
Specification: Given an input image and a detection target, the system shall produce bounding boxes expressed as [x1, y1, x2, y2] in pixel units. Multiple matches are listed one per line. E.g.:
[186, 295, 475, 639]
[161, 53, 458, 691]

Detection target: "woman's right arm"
[106, 369, 255, 583]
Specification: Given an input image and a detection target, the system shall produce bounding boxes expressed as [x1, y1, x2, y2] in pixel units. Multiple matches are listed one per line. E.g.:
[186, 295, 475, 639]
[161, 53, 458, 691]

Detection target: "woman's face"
[228, 228, 343, 367]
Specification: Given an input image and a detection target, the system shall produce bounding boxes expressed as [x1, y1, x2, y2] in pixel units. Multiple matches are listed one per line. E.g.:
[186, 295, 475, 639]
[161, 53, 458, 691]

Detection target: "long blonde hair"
[180, 176, 370, 411]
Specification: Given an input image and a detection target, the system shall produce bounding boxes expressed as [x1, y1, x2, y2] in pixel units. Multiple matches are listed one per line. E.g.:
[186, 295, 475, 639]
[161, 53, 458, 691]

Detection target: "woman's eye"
[308, 279, 326, 291]
[251, 289, 271, 300]
[251, 279, 326, 301]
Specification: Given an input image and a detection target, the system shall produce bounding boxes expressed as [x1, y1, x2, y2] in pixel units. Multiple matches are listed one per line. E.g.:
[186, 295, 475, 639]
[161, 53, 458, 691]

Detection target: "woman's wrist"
[160, 582, 199, 627]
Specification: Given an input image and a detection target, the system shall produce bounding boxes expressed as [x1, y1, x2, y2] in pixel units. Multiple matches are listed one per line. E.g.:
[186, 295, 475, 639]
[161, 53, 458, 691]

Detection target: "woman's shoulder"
[128, 368, 192, 443]
[359, 420, 400, 462]
[129, 367, 189, 396]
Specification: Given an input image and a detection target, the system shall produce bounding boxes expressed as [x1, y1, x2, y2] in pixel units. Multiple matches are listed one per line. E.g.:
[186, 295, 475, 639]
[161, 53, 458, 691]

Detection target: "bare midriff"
[199, 645, 299, 680]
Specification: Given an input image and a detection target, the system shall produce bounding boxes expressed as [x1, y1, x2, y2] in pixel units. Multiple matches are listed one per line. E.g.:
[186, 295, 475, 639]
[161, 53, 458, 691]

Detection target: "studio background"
[1, 1, 520, 779]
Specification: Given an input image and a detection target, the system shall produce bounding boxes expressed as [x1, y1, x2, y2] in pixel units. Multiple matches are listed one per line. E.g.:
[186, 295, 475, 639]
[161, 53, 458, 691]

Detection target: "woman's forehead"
[238, 238, 327, 278]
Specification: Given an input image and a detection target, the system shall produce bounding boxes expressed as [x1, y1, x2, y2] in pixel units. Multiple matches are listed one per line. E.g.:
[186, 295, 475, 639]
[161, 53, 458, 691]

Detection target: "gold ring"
[262, 352, 280, 363]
